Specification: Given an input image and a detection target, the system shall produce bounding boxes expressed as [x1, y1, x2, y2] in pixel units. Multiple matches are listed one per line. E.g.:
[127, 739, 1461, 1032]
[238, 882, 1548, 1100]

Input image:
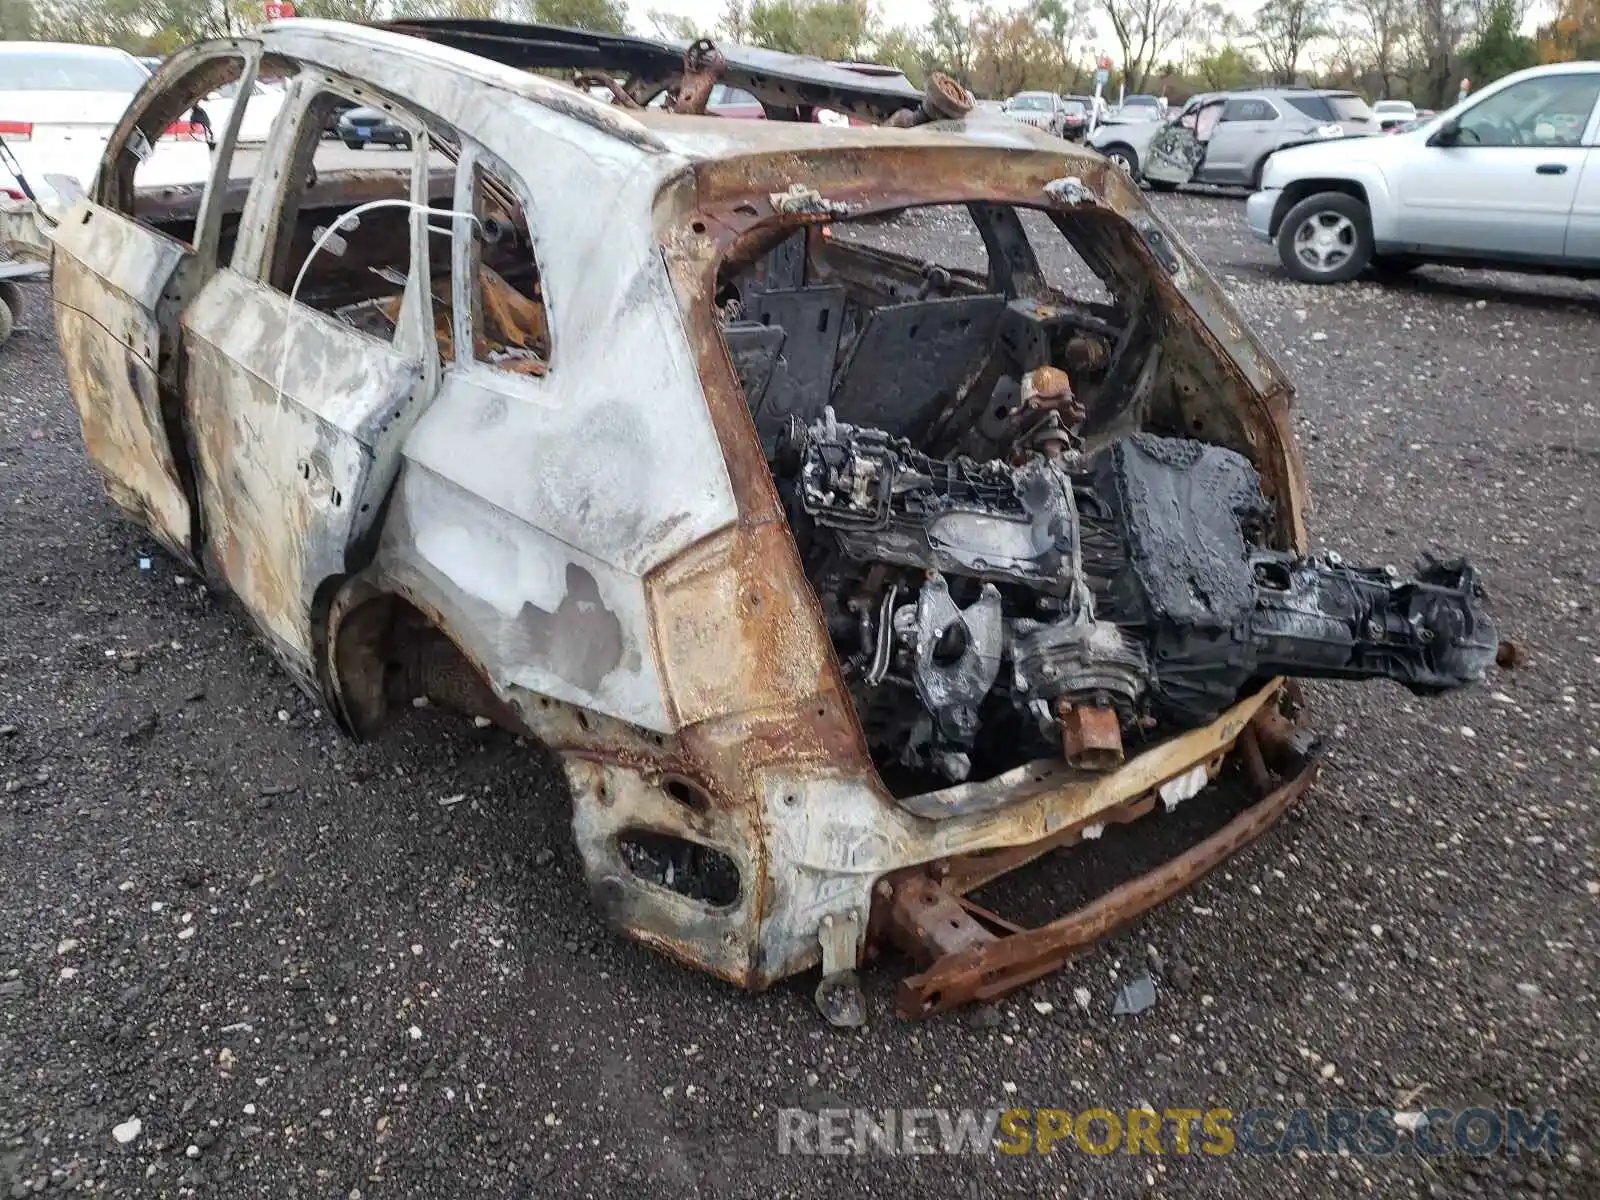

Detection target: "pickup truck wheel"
[0, 292, 13, 348]
[1278, 192, 1372, 283]
[1103, 144, 1138, 177]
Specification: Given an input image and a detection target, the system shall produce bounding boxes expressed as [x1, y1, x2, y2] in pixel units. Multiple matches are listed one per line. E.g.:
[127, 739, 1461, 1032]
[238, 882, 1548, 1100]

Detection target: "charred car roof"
[377, 17, 924, 121]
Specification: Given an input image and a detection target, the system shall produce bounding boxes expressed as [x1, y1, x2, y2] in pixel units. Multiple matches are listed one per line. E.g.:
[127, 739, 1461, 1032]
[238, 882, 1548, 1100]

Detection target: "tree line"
[2, 0, 1596, 110]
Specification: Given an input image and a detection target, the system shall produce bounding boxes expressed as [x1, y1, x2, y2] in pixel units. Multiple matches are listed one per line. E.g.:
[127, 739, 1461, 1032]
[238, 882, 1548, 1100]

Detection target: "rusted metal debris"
[49, 20, 1508, 1026]
[1055, 699, 1124, 771]
[672, 38, 727, 116]
[887, 708, 1322, 1018]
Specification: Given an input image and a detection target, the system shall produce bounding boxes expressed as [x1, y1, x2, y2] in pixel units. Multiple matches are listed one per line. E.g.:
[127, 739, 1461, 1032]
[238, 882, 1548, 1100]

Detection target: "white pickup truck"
[1247, 61, 1600, 283]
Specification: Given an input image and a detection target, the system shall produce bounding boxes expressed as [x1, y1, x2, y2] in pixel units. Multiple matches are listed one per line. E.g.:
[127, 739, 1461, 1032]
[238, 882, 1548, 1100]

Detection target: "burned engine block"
[777, 413, 1499, 786]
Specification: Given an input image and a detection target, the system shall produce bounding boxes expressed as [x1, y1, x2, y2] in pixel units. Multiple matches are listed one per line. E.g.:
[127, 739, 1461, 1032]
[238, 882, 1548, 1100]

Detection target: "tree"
[1251, 0, 1331, 84]
[1192, 44, 1260, 88]
[1537, 0, 1600, 61]
[927, 0, 975, 83]
[872, 25, 928, 85]
[747, 0, 872, 60]
[718, 0, 748, 40]
[1460, 0, 1535, 81]
[970, 4, 1058, 95]
[1098, 0, 1194, 94]
[648, 7, 701, 36]
[0, 0, 36, 39]
[748, 0, 803, 51]
[523, 0, 629, 33]
[1334, 0, 1414, 97]
[1031, 0, 1091, 88]
[1412, 0, 1475, 106]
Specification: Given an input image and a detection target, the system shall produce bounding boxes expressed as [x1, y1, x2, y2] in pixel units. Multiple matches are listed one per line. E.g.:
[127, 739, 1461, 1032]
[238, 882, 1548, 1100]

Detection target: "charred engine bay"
[721, 211, 1501, 795]
[776, 417, 1499, 790]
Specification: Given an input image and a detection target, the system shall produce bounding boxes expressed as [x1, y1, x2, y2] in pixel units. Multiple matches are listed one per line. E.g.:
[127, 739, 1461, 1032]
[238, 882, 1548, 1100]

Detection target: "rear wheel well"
[332, 591, 519, 737]
[1270, 179, 1369, 238]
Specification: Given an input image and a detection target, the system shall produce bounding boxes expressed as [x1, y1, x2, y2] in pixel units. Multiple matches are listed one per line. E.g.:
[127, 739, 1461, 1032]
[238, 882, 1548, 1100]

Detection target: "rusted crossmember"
[886, 711, 1321, 1018]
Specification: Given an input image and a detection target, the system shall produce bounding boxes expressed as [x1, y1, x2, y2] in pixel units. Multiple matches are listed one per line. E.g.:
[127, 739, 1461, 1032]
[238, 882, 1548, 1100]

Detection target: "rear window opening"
[707, 199, 1491, 800]
[712, 202, 1145, 795]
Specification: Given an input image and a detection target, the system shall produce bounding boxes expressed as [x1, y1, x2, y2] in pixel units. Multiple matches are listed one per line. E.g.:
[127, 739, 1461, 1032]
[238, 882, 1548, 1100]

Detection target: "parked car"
[1001, 90, 1073, 136]
[1057, 95, 1091, 140]
[0, 41, 151, 203]
[1095, 87, 1375, 190]
[705, 82, 764, 119]
[1090, 91, 1218, 177]
[197, 77, 287, 144]
[45, 18, 1500, 1023]
[335, 105, 411, 149]
[1248, 61, 1600, 282]
[1372, 99, 1417, 130]
[1118, 93, 1164, 120]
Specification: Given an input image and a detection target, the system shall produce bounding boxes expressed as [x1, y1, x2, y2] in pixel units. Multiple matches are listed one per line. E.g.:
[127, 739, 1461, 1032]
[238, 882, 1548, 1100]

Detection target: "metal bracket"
[814, 909, 866, 1028]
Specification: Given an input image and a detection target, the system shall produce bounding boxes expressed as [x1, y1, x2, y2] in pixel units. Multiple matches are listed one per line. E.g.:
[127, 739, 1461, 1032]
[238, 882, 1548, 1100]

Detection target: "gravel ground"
[2, 192, 1596, 1199]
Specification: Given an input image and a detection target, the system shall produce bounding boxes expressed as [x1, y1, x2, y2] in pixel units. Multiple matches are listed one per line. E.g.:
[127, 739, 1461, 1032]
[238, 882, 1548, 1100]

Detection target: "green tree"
[748, 0, 802, 50]
[872, 24, 928, 84]
[927, 0, 975, 82]
[747, 0, 872, 59]
[523, 0, 629, 33]
[0, 0, 36, 39]
[1462, 0, 1535, 81]
[1192, 44, 1260, 88]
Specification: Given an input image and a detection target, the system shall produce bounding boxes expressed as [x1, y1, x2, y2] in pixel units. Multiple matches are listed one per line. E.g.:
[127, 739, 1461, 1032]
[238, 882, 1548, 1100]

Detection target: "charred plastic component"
[779, 418, 1498, 788]
[1081, 434, 1501, 726]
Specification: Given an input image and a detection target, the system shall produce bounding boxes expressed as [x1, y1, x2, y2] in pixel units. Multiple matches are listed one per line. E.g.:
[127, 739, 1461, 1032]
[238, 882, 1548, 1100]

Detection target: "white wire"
[272, 196, 480, 416]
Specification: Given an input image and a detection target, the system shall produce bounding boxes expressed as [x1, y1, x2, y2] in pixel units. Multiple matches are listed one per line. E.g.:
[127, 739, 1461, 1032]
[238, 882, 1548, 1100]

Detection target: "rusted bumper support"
[890, 717, 1322, 1018]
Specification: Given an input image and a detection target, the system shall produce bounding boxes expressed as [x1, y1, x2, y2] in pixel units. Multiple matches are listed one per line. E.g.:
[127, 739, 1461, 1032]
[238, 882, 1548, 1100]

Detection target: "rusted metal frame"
[892, 716, 1320, 1018]
[672, 39, 726, 116]
[573, 71, 639, 108]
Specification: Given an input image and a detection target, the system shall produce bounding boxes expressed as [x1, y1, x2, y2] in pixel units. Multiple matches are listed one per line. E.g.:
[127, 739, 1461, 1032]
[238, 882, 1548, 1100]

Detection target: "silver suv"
[1092, 88, 1377, 190]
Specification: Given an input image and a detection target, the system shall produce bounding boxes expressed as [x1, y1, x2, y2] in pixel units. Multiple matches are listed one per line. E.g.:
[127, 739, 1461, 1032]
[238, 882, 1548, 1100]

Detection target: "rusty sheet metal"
[1057, 701, 1124, 771]
[567, 758, 765, 986]
[893, 721, 1323, 1017]
[182, 268, 422, 679]
[645, 520, 834, 729]
[50, 202, 195, 562]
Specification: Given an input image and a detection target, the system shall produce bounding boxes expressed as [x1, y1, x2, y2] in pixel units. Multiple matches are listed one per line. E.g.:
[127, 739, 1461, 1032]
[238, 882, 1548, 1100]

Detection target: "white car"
[196, 78, 288, 145]
[1372, 99, 1417, 130]
[0, 42, 150, 205]
[1247, 61, 1600, 283]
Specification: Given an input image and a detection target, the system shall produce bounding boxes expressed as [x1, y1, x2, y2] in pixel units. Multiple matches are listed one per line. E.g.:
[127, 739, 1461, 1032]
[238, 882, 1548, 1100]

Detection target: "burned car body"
[51, 21, 1500, 1020]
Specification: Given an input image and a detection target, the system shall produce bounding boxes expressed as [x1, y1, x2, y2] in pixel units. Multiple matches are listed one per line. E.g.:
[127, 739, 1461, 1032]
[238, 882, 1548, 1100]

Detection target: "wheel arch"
[1269, 177, 1370, 239]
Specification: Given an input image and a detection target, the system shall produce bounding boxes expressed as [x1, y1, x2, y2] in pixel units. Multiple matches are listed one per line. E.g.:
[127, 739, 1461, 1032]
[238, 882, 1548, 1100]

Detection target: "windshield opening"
[1011, 95, 1052, 111]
